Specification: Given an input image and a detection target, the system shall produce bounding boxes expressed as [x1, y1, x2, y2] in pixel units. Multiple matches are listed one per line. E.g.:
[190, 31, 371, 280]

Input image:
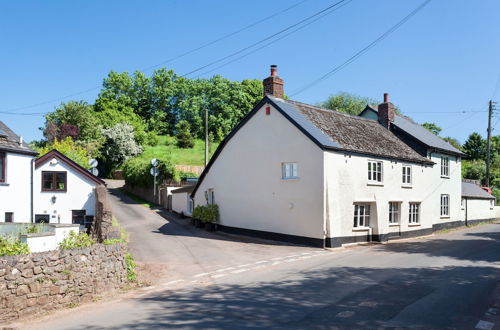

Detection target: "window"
[409, 203, 420, 224]
[207, 189, 215, 205]
[389, 202, 400, 224]
[353, 204, 370, 228]
[402, 165, 412, 185]
[368, 161, 382, 183]
[461, 198, 465, 210]
[0, 152, 5, 182]
[188, 199, 194, 213]
[440, 194, 449, 217]
[441, 157, 449, 177]
[282, 162, 298, 179]
[5, 212, 13, 223]
[491, 200, 495, 209]
[72, 210, 86, 225]
[42, 171, 67, 192]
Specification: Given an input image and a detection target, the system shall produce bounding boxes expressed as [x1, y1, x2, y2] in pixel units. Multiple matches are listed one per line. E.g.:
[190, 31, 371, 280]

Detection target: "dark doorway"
[35, 214, 49, 223]
[72, 210, 86, 225]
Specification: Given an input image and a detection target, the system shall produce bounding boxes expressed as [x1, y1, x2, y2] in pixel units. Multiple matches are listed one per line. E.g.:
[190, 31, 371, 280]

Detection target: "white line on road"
[255, 260, 268, 264]
[216, 267, 235, 272]
[163, 280, 185, 286]
[231, 268, 249, 274]
[271, 261, 283, 266]
[285, 258, 298, 263]
[475, 320, 494, 330]
[237, 264, 253, 268]
[194, 272, 211, 278]
[212, 273, 227, 278]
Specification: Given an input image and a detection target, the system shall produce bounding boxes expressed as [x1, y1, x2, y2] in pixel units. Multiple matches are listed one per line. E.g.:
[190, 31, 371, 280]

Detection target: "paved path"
[11, 183, 500, 329]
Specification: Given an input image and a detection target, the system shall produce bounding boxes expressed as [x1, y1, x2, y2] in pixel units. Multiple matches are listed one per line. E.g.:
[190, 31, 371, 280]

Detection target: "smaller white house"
[460, 180, 496, 224]
[34, 149, 105, 227]
[171, 185, 195, 216]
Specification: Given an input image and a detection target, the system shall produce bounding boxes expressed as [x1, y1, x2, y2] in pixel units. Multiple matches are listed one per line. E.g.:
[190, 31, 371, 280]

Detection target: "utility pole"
[205, 108, 208, 166]
[486, 100, 494, 187]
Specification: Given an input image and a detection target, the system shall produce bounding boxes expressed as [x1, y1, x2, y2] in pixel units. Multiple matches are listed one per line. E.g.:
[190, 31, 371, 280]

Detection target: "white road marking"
[271, 257, 286, 261]
[163, 280, 185, 286]
[285, 258, 298, 263]
[271, 261, 283, 266]
[194, 272, 211, 278]
[255, 260, 268, 264]
[231, 268, 249, 274]
[237, 263, 253, 268]
[216, 267, 235, 272]
[212, 273, 227, 278]
[475, 320, 494, 330]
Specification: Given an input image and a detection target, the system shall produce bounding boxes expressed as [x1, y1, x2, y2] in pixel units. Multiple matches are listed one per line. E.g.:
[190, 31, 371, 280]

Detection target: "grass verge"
[119, 188, 157, 209]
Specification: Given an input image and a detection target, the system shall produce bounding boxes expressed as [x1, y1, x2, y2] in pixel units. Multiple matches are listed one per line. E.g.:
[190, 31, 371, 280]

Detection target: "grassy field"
[140, 136, 219, 166]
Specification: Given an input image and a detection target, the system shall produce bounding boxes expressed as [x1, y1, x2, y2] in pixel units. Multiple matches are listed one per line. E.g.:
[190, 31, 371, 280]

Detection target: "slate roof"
[361, 105, 464, 156]
[271, 97, 433, 164]
[0, 121, 37, 156]
[462, 181, 495, 199]
[171, 185, 195, 194]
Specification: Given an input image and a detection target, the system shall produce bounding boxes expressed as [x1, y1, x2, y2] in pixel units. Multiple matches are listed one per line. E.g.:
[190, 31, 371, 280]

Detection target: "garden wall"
[0, 243, 128, 323]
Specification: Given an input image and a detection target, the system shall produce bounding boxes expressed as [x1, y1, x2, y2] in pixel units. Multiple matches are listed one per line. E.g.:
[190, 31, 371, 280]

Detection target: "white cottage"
[191, 65, 474, 247]
[34, 149, 105, 226]
[0, 121, 38, 223]
[460, 180, 496, 223]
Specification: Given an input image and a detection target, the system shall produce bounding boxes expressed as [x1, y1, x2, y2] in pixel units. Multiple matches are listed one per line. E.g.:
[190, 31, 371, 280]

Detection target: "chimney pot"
[263, 65, 284, 98]
[383, 93, 389, 103]
[270, 65, 277, 77]
[378, 93, 395, 129]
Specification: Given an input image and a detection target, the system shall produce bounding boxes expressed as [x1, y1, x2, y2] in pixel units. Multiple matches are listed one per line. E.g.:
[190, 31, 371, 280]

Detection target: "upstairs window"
[0, 152, 5, 183]
[440, 194, 450, 217]
[42, 171, 67, 192]
[353, 204, 370, 228]
[368, 161, 382, 183]
[409, 203, 420, 224]
[389, 202, 400, 224]
[282, 162, 298, 180]
[441, 156, 450, 177]
[402, 165, 412, 185]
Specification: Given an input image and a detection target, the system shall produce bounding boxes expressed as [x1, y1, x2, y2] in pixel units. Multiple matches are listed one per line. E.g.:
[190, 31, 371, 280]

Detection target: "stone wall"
[90, 185, 119, 243]
[0, 243, 128, 323]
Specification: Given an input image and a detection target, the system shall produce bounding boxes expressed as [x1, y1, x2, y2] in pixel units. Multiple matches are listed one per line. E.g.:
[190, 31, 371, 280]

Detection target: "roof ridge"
[282, 99, 377, 123]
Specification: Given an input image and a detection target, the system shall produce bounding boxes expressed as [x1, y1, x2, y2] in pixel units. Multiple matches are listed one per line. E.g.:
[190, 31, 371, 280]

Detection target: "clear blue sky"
[1, 0, 499, 143]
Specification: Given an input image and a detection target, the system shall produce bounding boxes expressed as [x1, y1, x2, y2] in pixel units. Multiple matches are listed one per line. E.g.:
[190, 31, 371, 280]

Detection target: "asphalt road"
[13, 183, 500, 329]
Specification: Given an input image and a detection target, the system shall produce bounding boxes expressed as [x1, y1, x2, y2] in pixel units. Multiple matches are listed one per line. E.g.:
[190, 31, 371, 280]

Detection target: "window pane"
[0, 154, 4, 181]
[292, 163, 298, 177]
[56, 173, 66, 190]
[43, 173, 54, 190]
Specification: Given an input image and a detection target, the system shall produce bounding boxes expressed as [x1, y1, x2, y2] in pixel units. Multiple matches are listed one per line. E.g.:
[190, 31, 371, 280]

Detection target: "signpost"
[88, 159, 99, 177]
[150, 159, 160, 204]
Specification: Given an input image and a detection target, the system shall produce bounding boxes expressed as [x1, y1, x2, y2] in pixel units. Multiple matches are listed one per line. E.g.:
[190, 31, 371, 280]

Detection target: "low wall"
[0, 243, 128, 323]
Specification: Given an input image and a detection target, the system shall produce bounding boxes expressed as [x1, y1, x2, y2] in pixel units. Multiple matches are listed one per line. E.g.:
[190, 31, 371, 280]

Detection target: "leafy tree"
[443, 137, 462, 150]
[101, 123, 143, 168]
[35, 137, 92, 168]
[422, 122, 442, 136]
[318, 92, 380, 115]
[122, 157, 178, 187]
[463, 132, 486, 160]
[176, 120, 195, 148]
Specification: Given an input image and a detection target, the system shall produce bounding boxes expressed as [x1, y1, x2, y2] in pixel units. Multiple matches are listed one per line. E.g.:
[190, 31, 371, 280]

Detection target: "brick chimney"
[378, 93, 396, 129]
[263, 65, 284, 98]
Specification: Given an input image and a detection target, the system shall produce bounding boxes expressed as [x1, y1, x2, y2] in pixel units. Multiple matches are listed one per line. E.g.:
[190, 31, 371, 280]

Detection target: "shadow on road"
[72, 265, 500, 329]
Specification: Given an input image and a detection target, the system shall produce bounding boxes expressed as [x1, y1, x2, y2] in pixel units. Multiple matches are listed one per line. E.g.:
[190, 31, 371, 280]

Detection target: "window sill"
[41, 190, 67, 193]
[0, 183, 9, 186]
[352, 227, 370, 231]
[440, 216, 450, 219]
[367, 182, 384, 187]
[440, 176, 450, 179]
[408, 223, 421, 227]
[389, 223, 400, 227]
[281, 177, 299, 181]
[401, 184, 412, 189]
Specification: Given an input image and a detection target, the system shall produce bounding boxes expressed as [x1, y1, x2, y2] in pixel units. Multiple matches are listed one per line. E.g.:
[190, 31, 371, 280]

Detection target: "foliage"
[18, 224, 45, 235]
[35, 137, 92, 168]
[179, 171, 199, 181]
[192, 204, 219, 223]
[318, 92, 401, 116]
[0, 236, 30, 256]
[176, 120, 195, 149]
[443, 137, 462, 150]
[101, 123, 143, 169]
[103, 238, 126, 245]
[463, 132, 486, 160]
[125, 252, 137, 282]
[59, 231, 95, 250]
[422, 122, 442, 136]
[462, 160, 486, 181]
[122, 157, 179, 187]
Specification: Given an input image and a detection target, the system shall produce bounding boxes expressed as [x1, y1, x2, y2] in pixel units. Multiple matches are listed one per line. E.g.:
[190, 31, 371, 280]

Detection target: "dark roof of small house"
[361, 105, 464, 156]
[0, 121, 38, 156]
[35, 149, 105, 186]
[462, 181, 495, 199]
[171, 185, 195, 194]
[272, 97, 433, 164]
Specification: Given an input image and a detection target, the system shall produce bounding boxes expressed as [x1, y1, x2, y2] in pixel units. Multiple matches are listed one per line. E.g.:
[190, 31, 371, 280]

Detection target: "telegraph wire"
[290, 0, 432, 97]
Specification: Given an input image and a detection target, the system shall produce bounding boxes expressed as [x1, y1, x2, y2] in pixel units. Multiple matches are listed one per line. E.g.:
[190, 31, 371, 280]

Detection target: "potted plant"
[204, 205, 219, 231]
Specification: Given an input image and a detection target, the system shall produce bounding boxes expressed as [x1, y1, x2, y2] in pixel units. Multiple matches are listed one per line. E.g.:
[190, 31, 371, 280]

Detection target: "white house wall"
[0, 153, 33, 223]
[193, 103, 325, 240]
[172, 192, 190, 215]
[460, 198, 495, 222]
[34, 159, 97, 224]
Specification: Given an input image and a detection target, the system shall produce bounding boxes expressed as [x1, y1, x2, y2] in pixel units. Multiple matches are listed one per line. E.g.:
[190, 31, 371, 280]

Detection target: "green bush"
[176, 120, 195, 149]
[123, 157, 179, 187]
[192, 204, 219, 223]
[59, 231, 95, 250]
[125, 252, 137, 282]
[0, 236, 30, 256]
[103, 238, 126, 245]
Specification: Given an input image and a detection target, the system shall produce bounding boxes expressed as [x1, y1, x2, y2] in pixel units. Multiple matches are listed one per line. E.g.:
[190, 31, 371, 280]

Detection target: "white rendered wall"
[324, 151, 435, 240]
[193, 102, 325, 240]
[0, 153, 34, 223]
[459, 199, 496, 221]
[172, 192, 189, 215]
[34, 159, 97, 224]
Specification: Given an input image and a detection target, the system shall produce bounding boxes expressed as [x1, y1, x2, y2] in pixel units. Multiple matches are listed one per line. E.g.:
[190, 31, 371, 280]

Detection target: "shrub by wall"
[0, 243, 128, 323]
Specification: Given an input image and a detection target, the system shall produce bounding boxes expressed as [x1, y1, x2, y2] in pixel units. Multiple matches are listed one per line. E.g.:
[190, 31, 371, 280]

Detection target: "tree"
[175, 120, 195, 148]
[443, 137, 462, 150]
[35, 137, 91, 168]
[422, 122, 442, 136]
[463, 132, 486, 160]
[101, 123, 143, 167]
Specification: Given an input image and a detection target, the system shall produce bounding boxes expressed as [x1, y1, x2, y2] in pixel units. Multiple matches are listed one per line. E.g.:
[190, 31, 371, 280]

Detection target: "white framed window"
[402, 165, 412, 186]
[491, 200, 495, 209]
[353, 204, 370, 228]
[207, 189, 215, 205]
[282, 162, 298, 179]
[440, 194, 449, 217]
[441, 156, 449, 177]
[389, 202, 400, 224]
[409, 203, 420, 224]
[368, 161, 382, 183]
[188, 199, 194, 214]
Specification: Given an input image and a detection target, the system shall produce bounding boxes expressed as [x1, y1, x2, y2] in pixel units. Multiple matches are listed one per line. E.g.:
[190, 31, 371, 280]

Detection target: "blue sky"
[0, 0, 499, 143]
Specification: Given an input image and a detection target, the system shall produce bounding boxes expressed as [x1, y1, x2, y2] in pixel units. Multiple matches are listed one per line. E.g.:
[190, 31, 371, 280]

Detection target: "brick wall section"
[0, 243, 128, 323]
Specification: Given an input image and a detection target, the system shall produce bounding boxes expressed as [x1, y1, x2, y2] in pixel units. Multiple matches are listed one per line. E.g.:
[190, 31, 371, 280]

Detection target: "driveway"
[11, 183, 500, 329]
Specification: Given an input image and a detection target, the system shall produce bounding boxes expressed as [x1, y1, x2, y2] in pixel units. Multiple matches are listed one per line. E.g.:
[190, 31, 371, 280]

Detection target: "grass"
[141, 136, 219, 166]
[119, 188, 156, 209]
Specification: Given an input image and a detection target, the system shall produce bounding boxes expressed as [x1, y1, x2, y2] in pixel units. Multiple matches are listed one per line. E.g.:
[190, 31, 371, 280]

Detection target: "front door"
[35, 214, 50, 223]
[72, 210, 86, 225]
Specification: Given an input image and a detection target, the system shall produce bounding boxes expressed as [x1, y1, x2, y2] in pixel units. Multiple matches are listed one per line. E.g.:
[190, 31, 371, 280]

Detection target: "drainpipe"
[30, 158, 34, 223]
[465, 198, 468, 227]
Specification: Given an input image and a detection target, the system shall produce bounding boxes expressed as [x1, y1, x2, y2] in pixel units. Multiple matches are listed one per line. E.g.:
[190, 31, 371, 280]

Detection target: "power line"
[180, 0, 350, 78]
[404, 110, 487, 114]
[290, 0, 432, 97]
[0, 1, 309, 115]
[195, 0, 353, 78]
